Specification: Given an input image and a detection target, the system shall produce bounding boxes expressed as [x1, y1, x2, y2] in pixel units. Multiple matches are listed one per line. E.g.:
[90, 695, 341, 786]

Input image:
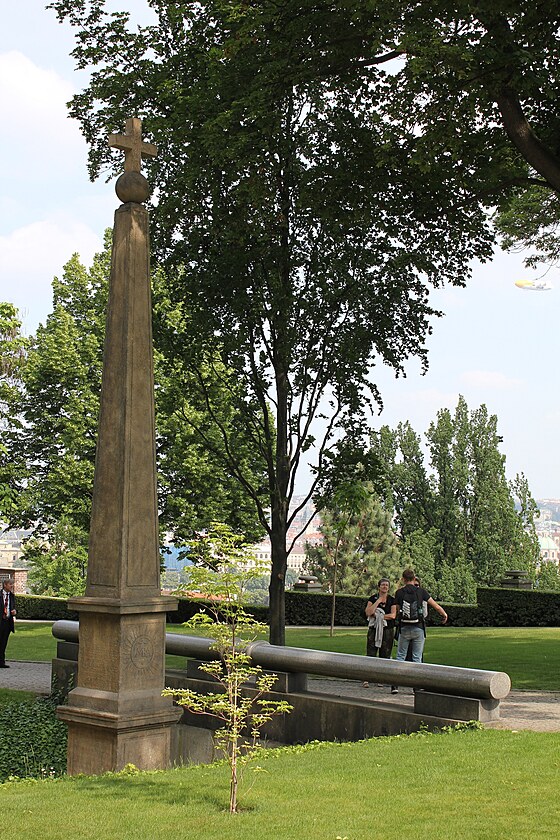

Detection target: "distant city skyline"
[2, 1, 560, 502]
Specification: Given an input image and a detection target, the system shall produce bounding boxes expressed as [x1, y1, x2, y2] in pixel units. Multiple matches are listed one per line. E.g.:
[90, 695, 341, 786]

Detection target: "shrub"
[15, 595, 79, 622]
[0, 696, 67, 781]
[476, 587, 560, 627]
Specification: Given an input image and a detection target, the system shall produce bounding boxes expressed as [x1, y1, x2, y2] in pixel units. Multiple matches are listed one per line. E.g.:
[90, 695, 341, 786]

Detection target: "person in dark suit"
[0, 579, 16, 668]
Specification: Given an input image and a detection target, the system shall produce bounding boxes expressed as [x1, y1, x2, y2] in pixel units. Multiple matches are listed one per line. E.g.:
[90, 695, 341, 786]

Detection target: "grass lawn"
[0, 689, 35, 704]
[7, 623, 57, 662]
[167, 624, 560, 690]
[9, 622, 560, 690]
[1, 729, 559, 840]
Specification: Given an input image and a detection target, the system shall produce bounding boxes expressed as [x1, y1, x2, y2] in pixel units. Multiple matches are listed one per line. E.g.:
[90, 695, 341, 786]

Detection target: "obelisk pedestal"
[57, 119, 181, 775]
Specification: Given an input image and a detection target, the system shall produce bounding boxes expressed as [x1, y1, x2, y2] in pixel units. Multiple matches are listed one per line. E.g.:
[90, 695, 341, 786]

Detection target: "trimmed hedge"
[475, 587, 560, 627]
[166, 597, 269, 625]
[15, 595, 79, 622]
[284, 591, 364, 626]
[284, 593, 490, 628]
[15, 587, 560, 628]
[426, 602, 480, 628]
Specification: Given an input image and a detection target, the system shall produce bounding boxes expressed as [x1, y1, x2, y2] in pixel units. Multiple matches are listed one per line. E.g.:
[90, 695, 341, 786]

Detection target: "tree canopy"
[49, 0, 525, 641]
[2, 235, 267, 593]
[370, 396, 540, 601]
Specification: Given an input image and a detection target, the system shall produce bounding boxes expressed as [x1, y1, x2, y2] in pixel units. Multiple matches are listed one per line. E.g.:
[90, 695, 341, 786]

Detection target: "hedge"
[15, 595, 79, 622]
[166, 598, 268, 625]
[475, 587, 560, 627]
[14, 587, 560, 628]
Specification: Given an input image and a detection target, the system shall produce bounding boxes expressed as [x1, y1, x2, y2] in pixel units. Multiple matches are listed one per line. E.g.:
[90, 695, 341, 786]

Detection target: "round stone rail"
[52, 621, 510, 701]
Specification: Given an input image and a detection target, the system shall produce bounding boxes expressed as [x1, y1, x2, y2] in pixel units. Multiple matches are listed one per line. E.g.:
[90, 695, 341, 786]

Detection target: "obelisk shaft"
[86, 202, 159, 599]
[58, 119, 180, 775]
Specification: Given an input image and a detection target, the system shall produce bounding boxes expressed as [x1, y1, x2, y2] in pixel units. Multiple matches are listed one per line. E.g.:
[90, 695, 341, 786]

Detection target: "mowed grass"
[2, 729, 559, 840]
[166, 624, 560, 690]
[9, 622, 560, 690]
[5, 622, 56, 662]
[0, 688, 35, 704]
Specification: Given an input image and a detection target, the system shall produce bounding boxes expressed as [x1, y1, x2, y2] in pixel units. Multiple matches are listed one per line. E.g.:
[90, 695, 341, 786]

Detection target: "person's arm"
[427, 597, 447, 624]
[385, 602, 397, 621]
[365, 597, 381, 618]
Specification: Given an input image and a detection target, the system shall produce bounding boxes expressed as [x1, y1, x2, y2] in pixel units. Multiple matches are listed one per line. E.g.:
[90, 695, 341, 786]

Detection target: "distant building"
[249, 538, 310, 575]
[0, 567, 28, 594]
[538, 535, 559, 566]
[0, 527, 32, 568]
[247, 497, 323, 576]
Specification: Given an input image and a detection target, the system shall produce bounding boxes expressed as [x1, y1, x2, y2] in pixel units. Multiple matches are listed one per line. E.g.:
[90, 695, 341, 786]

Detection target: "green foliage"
[371, 397, 540, 601]
[496, 186, 560, 268]
[2, 730, 560, 838]
[50, 0, 509, 647]
[9, 595, 78, 622]
[306, 485, 401, 598]
[284, 591, 366, 626]
[476, 586, 560, 627]
[0, 303, 28, 519]
[24, 518, 88, 597]
[536, 560, 560, 592]
[8, 250, 107, 537]
[2, 237, 266, 594]
[165, 524, 292, 813]
[0, 696, 67, 782]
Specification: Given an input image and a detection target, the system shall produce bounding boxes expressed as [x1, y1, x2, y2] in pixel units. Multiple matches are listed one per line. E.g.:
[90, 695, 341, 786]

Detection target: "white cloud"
[0, 51, 85, 186]
[460, 370, 524, 391]
[0, 50, 73, 122]
[0, 218, 102, 331]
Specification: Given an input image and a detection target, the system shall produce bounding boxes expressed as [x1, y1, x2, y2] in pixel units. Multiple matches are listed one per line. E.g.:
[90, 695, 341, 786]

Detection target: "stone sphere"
[115, 171, 151, 204]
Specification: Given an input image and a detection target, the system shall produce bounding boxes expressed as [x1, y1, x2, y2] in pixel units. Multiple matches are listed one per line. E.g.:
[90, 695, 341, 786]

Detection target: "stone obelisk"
[58, 118, 181, 775]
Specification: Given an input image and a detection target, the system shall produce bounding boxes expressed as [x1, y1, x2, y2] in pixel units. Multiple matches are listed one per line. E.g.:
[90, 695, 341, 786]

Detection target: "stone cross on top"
[108, 117, 157, 173]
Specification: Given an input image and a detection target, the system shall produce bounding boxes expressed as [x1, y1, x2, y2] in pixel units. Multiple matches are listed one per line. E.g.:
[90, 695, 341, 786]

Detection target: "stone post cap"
[108, 117, 157, 204]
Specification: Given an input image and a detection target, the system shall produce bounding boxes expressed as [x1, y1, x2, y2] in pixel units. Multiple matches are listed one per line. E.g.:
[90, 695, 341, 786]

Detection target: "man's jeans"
[396, 626, 425, 663]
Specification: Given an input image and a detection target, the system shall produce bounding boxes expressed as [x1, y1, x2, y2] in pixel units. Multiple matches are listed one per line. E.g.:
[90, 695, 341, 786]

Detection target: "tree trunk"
[269, 355, 290, 646]
[269, 516, 288, 646]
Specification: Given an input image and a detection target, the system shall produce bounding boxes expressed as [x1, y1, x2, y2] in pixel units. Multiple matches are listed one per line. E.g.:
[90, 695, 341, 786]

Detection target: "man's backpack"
[399, 586, 425, 626]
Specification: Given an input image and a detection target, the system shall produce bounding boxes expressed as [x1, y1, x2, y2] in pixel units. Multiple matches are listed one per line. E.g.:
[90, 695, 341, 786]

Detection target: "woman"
[363, 577, 397, 687]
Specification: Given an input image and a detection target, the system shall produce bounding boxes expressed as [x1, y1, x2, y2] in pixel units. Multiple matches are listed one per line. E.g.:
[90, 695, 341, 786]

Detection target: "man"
[395, 569, 447, 665]
[0, 579, 16, 668]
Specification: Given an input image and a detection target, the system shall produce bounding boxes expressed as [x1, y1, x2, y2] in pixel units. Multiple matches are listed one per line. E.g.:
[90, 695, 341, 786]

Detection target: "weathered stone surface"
[413, 691, 500, 722]
[116, 171, 150, 204]
[57, 119, 180, 775]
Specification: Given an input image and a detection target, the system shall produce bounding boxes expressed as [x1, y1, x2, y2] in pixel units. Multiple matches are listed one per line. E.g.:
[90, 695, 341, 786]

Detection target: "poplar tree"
[371, 397, 540, 601]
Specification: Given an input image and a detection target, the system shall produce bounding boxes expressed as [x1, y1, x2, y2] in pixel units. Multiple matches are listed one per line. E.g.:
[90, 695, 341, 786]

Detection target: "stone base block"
[58, 704, 182, 775]
[171, 724, 220, 766]
[265, 669, 308, 693]
[51, 657, 78, 697]
[184, 660, 308, 693]
[413, 691, 500, 722]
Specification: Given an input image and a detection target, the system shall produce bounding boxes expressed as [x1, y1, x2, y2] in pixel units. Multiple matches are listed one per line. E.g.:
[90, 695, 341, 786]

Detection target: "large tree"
[50, 0, 505, 643]
[0, 303, 28, 520]
[371, 397, 540, 601]
[6, 239, 266, 594]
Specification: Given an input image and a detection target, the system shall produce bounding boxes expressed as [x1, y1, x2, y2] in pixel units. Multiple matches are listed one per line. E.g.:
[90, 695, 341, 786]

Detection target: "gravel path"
[309, 677, 560, 732]
[2, 663, 558, 732]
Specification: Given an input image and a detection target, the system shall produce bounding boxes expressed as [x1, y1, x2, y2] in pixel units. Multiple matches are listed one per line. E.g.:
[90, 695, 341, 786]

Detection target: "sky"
[1, 1, 559, 500]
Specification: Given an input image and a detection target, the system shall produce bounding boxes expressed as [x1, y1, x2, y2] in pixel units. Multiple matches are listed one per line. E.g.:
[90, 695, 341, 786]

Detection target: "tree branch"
[495, 86, 560, 195]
